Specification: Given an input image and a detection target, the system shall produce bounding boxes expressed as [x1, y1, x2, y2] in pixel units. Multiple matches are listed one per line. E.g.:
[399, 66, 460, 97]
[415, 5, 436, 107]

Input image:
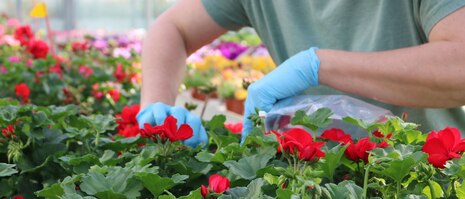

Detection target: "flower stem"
[428, 180, 437, 199]
[200, 93, 210, 120]
[362, 164, 371, 199]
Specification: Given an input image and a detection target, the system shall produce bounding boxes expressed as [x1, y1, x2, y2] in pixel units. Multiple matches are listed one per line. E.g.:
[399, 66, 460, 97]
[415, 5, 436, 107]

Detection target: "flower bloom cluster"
[1, 125, 15, 138]
[115, 104, 141, 138]
[201, 174, 230, 198]
[422, 127, 465, 168]
[272, 128, 326, 162]
[141, 116, 193, 142]
[14, 25, 49, 59]
[115, 105, 193, 143]
[14, 83, 30, 103]
[320, 128, 389, 163]
[224, 122, 243, 134]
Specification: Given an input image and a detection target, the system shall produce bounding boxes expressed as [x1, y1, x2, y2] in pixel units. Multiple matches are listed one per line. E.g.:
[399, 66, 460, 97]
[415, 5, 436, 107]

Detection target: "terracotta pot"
[191, 88, 218, 101]
[225, 98, 245, 115]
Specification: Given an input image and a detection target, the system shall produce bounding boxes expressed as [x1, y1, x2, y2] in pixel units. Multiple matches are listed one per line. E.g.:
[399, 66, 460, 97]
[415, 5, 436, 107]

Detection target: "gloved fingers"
[241, 98, 255, 145]
[169, 106, 188, 128]
[136, 104, 157, 128]
[247, 83, 274, 113]
[198, 126, 208, 148]
[151, 102, 170, 125]
[184, 113, 202, 148]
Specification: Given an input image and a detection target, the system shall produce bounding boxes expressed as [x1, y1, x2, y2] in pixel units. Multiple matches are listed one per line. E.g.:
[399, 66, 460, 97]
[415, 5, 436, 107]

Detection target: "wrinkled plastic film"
[264, 95, 392, 138]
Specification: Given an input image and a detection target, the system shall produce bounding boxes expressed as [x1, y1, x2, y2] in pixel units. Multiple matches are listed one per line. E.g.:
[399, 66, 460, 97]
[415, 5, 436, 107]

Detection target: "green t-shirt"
[201, 0, 465, 135]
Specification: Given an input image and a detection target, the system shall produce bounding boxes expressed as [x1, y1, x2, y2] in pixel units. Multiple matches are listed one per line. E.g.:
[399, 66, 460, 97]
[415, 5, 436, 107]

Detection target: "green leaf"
[422, 181, 444, 198]
[245, 178, 265, 198]
[224, 153, 273, 180]
[135, 172, 177, 197]
[32, 111, 49, 127]
[381, 157, 416, 183]
[443, 157, 465, 179]
[323, 181, 363, 199]
[159, 195, 176, 199]
[94, 191, 126, 199]
[226, 187, 248, 198]
[80, 167, 142, 198]
[290, 108, 332, 132]
[319, 144, 347, 182]
[0, 105, 19, 122]
[195, 151, 214, 162]
[35, 184, 64, 199]
[0, 163, 18, 177]
[179, 188, 202, 199]
[342, 116, 369, 130]
[206, 115, 226, 130]
[276, 188, 299, 199]
[457, 182, 465, 199]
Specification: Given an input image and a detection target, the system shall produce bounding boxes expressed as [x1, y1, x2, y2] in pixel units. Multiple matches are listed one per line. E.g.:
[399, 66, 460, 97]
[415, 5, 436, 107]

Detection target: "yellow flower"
[234, 89, 248, 100]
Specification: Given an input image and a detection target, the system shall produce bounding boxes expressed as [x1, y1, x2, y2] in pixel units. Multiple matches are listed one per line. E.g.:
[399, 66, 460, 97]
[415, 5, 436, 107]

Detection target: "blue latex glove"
[137, 102, 208, 148]
[241, 47, 320, 143]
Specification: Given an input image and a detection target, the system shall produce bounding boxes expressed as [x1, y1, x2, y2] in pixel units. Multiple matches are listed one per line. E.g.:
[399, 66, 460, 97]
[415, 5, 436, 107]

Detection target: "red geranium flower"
[1, 125, 14, 138]
[114, 63, 127, 82]
[13, 196, 24, 199]
[163, 116, 193, 142]
[116, 104, 140, 135]
[27, 39, 49, 59]
[108, 89, 120, 102]
[14, 25, 34, 46]
[15, 83, 30, 103]
[49, 64, 63, 78]
[372, 130, 392, 148]
[118, 125, 140, 138]
[345, 137, 377, 163]
[276, 128, 326, 161]
[298, 143, 326, 162]
[422, 127, 465, 168]
[71, 41, 88, 52]
[141, 116, 193, 142]
[225, 122, 242, 134]
[201, 174, 230, 198]
[320, 128, 353, 144]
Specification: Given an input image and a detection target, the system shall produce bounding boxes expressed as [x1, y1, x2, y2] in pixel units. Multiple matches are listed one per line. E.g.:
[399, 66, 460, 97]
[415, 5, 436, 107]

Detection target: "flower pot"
[225, 98, 245, 115]
[191, 88, 218, 101]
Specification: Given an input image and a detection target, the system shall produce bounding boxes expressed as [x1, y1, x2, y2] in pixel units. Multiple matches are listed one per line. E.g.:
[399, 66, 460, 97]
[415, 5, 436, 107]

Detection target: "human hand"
[241, 47, 321, 143]
[137, 102, 208, 148]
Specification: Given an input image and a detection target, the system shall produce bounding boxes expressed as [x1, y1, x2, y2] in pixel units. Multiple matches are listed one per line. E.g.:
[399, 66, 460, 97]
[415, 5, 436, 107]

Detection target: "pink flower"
[78, 65, 94, 78]
[8, 56, 21, 63]
[225, 122, 243, 134]
[7, 18, 21, 28]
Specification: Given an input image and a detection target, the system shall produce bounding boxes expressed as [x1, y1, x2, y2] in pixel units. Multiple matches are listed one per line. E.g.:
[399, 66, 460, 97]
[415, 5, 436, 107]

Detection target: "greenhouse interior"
[0, 1, 464, 198]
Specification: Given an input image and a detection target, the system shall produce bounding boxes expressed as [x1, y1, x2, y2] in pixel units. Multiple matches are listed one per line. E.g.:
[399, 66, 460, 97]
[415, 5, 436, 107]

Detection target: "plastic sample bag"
[264, 95, 392, 138]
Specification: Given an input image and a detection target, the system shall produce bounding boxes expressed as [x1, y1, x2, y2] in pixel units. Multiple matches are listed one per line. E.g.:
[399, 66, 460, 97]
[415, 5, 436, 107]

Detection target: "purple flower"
[218, 42, 248, 60]
[93, 39, 108, 50]
[8, 56, 21, 63]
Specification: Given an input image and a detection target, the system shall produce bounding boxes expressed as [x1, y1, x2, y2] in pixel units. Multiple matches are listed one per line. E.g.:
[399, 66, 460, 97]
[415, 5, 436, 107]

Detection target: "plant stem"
[200, 93, 210, 120]
[396, 181, 401, 199]
[428, 180, 437, 199]
[362, 164, 371, 199]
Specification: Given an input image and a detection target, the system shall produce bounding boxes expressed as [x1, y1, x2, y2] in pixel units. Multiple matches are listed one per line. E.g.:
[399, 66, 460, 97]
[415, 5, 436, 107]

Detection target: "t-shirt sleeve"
[201, 0, 250, 30]
[419, 0, 465, 37]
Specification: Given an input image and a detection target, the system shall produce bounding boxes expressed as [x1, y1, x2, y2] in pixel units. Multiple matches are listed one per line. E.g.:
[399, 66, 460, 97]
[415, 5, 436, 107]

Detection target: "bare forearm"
[140, 19, 187, 108]
[318, 41, 465, 108]
[140, 0, 227, 109]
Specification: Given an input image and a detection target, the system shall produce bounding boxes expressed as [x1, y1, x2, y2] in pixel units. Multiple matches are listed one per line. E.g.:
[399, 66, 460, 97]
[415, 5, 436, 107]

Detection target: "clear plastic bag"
[264, 95, 392, 138]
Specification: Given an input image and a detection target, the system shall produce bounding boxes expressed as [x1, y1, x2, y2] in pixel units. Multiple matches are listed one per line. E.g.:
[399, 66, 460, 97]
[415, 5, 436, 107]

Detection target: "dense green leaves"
[224, 153, 274, 180]
[291, 108, 332, 132]
[0, 163, 18, 177]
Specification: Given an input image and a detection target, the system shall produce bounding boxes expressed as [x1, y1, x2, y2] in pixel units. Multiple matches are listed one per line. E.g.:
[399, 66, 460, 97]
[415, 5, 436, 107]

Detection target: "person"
[137, 0, 465, 147]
